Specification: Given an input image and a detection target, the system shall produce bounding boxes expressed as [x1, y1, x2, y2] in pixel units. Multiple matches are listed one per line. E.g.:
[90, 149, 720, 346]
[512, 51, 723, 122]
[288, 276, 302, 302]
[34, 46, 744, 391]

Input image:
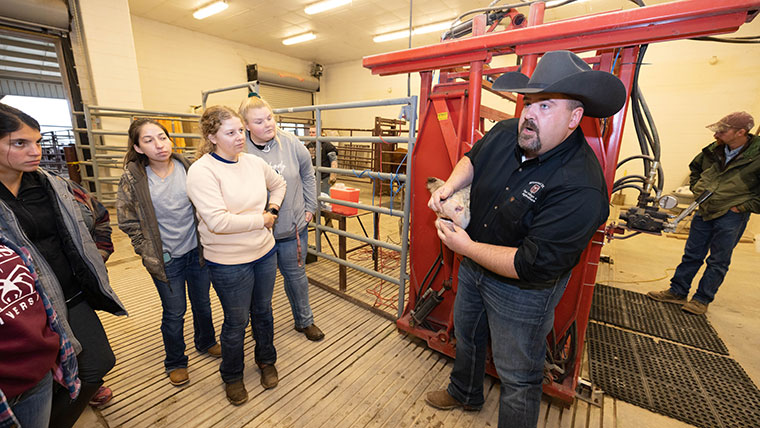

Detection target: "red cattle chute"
[364, 0, 760, 403]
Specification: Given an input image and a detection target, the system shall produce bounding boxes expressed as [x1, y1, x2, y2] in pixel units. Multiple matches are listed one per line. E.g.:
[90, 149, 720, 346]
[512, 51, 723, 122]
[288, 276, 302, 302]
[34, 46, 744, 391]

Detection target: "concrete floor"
[73, 201, 759, 427]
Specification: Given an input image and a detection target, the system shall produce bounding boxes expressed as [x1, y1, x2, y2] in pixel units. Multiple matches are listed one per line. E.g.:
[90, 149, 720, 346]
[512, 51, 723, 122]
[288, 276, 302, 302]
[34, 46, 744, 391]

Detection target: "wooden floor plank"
[97, 230, 612, 428]
[130, 296, 379, 428]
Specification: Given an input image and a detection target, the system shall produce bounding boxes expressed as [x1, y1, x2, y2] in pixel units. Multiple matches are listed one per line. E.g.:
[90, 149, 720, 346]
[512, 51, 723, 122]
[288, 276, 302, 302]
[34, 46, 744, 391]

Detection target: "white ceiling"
[126, 0, 672, 65]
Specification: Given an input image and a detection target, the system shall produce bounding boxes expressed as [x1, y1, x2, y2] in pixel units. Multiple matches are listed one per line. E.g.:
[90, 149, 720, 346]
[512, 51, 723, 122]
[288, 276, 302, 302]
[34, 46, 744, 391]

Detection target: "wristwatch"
[267, 207, 279, 215]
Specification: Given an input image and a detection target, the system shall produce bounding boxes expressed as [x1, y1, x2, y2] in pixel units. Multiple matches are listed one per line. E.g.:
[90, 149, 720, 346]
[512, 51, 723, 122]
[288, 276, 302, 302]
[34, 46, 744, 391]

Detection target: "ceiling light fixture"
[373, 20, 454, 43]
[283, 32, 316, 45]
[304, 0, 351, 15]
[193, 1, 228, 20]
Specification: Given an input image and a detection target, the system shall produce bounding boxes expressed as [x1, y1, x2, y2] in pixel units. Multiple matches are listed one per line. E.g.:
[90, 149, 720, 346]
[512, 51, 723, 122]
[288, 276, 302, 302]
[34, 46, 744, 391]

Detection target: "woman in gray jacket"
[117, 118, 219, 387]
[0, 103, 126, 428]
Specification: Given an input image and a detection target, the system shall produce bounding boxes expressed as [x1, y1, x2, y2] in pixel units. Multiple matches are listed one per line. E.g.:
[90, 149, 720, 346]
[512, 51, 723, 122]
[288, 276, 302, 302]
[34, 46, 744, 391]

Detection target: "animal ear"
[426, 177, 442, 192]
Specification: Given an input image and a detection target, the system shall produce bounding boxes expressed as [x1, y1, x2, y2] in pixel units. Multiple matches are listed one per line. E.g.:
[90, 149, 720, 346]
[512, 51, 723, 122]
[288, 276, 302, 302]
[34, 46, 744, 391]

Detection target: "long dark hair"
[0, 103, 41, 139]
[124, 118, 173, 167]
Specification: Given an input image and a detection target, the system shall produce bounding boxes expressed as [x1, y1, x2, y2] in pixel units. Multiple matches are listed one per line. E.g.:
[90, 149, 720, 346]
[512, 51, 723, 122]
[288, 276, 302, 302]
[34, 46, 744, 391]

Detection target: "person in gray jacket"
[0, 103, 126, 428]
[117, 118, 220, 387]
[239, 94, 324, 341]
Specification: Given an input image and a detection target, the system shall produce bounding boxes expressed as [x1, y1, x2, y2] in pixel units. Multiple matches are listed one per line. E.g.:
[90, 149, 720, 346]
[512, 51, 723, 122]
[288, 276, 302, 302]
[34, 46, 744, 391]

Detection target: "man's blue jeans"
[208, 250, 277, 384]
[152, 247, 217, 371]
[276, 227, 314, 329]
[670, 210, 750, 304]
[9, 371, 52, 428]
[447, 258, 568, 428]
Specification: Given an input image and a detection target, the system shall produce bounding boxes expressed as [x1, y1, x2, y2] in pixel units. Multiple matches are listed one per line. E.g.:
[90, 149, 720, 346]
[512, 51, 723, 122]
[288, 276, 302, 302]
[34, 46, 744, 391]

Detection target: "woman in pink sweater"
[186, 106, 286, 406]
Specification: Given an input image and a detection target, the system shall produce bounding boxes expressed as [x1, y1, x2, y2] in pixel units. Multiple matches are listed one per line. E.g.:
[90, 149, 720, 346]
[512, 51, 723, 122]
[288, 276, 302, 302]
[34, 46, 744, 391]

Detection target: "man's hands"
[428, 182, 455, 213]
[305, 211, 314, 222]
[434, 218, 472, 255]
[730, 206, 741, 213]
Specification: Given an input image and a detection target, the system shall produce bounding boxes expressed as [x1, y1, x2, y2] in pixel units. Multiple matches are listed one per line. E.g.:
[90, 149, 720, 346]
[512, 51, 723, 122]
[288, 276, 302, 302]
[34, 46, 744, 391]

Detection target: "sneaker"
[259, 364, 279, 389]
[225, 380, 248, 405]
[206, 343, 222, 358]
[168, 368, 189, 386]
[424, 389, 480, 411]
[295, 324, 325, 341]
[646, 289, 687, 305]
[682, 299, 709, 315]
[88, 386, 113, 409]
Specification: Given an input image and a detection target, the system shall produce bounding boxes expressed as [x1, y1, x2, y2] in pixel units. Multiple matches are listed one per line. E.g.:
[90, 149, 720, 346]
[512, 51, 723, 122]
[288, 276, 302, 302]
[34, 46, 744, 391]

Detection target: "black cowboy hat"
[492, 50, 626, 118]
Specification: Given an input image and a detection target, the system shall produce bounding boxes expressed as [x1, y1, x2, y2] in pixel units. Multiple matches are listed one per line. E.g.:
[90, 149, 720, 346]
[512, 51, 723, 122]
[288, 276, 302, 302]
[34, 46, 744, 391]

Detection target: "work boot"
[424, 389, 480, 411]
[295, 323, 325, 341]
[259, 364, 279, 389]
[682, 299, 708, 315]
[225, 380, 248, 405]
[646, 289, 687, 305]
[168, 368, 189, 386]
[206, 343, 222, 358]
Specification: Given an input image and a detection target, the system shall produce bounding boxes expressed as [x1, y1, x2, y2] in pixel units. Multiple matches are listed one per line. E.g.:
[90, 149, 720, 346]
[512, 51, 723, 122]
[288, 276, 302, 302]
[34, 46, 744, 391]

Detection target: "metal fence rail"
[74, 105, 201, 205]
[274, 96, 418, 318]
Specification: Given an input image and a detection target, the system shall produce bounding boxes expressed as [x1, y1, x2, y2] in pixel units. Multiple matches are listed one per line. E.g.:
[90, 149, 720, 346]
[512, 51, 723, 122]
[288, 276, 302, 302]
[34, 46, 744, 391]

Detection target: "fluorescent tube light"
[414, 21, 453, 35]
[304, 0, 351, 15]
[283, 32, 317, 45]
[193, 1, 228, 20]
[373, 21, 453, 43]
[373, 30, 410, 43]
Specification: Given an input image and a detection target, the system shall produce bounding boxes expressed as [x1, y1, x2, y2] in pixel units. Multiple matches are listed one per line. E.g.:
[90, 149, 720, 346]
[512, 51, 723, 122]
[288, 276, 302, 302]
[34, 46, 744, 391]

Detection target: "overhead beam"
[363, 0, 760, 76]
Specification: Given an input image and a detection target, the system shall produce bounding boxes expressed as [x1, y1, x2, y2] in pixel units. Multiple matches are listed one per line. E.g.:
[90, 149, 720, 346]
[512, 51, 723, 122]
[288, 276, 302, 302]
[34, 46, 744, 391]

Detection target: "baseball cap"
[706, 111, 755, 133]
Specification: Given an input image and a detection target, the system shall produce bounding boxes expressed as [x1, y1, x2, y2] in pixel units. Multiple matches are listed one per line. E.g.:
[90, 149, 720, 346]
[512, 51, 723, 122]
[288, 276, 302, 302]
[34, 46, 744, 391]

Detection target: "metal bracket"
[575, 378, 603, 407]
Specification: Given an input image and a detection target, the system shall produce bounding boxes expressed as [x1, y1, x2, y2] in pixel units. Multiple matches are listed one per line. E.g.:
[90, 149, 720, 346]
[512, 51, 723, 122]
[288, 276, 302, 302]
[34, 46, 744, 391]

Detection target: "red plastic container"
[330, 186, 360, 215]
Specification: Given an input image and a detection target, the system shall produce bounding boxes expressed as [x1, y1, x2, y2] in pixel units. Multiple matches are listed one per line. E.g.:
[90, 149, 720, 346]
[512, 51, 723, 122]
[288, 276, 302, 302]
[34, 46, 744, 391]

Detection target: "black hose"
[617, 154, 655, 170]
[611, 184, 645, 194]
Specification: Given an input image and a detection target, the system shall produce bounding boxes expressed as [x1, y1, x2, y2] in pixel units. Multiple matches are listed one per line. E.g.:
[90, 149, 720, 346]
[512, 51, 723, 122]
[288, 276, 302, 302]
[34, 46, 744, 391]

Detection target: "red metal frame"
[363, 0, 760, 403]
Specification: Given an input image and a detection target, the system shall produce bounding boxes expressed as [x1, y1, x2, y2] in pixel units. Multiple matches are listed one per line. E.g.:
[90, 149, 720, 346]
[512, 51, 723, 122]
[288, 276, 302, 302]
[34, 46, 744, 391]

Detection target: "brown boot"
[205, 343, 222, 358]
[295, 324, 325, 341]
[682, 299, 709, 315]
[647, 289, 687, 305]
[168, 368, 189, 386]
[259, 364, 279, 389]
[225, 380, 248, 405]
[424, 389, 480, 411]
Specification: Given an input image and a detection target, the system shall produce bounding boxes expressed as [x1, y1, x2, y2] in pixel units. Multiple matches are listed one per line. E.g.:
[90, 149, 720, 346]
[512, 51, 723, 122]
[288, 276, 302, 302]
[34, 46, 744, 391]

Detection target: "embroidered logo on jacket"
[521, 181, 545, 203]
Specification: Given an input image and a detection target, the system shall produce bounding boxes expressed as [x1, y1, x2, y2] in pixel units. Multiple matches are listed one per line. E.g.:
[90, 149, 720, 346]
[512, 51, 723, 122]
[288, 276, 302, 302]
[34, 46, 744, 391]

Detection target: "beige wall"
[130, 16, 312, 114]
[74, 0, 143, 108]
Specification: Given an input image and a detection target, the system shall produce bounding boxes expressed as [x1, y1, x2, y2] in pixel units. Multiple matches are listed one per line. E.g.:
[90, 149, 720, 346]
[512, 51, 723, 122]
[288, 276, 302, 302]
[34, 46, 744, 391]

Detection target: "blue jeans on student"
[9, 371, 53, 428]
[152, 247, 217, 372]
[208, 250, 278, 384]
[670, 210, 750, 304]
[447, 258, 569, 428]
[276, 227, 314, 329]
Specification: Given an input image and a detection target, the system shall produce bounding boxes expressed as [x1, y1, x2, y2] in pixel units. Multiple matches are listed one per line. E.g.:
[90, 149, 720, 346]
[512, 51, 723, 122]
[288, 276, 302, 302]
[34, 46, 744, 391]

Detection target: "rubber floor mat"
[587, 322, 760, 428]
[590, 283, 728, 354]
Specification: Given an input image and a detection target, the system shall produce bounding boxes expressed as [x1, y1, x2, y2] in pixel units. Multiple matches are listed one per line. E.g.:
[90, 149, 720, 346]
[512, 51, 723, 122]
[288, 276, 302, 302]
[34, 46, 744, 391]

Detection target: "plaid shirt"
[0, 236, 80, 428]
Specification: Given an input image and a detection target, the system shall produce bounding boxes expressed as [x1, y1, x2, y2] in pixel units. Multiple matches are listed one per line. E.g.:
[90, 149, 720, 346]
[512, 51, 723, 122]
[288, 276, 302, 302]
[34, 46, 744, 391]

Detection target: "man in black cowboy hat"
[426, 50, 626, 427]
